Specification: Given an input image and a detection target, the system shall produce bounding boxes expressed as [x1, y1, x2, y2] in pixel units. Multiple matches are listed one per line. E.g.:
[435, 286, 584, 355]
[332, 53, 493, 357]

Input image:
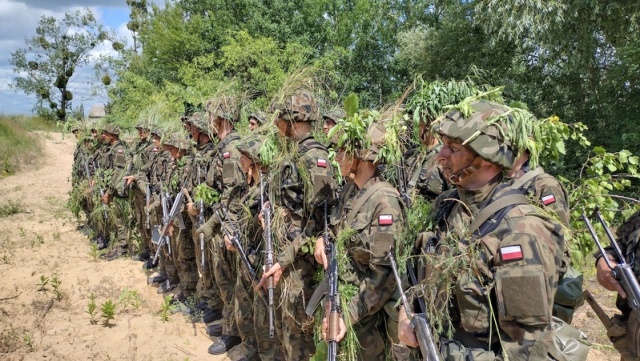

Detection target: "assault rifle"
[324, 201, 339, 361]
[181, 187, 206, 270]
[152, 183, 184, 263]
[145, 184, 151, 230]
[215, 207, 269, 307]
[388, 248, 440, 361]
[397, 157, 412, 208]
[583, 208, 640, 319]
[120, 160, 134, 196]
[261, 174, 275, 338]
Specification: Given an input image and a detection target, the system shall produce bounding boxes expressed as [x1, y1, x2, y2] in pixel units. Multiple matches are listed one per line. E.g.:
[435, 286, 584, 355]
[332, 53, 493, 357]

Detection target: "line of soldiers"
[68, 85, 639, 361]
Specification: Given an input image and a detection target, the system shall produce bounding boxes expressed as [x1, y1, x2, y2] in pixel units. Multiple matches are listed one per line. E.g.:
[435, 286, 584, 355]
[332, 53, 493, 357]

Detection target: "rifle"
[388, 248, 441, 361]
[215, 207, 269, 307]
[145, 184, 151, 230]
[397, 157, 412, 208]
[324, 201, 339, 361]
[152, 183, 184, 263]
[261, 174, 275, 338]
[121, 160, 134, 196]
[582, 208, 640, 319]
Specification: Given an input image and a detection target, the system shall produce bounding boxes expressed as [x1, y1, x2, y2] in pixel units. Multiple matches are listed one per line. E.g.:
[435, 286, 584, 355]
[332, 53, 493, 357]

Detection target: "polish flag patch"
[500, 245, 524, 262]
[152, 147, 158, 152]
[541, 194, 556, 206]
[117, 149, 124, 154]
[317, 158, 327, 168]
[223, 152, 230, 159]
[378, 214, 393, 226]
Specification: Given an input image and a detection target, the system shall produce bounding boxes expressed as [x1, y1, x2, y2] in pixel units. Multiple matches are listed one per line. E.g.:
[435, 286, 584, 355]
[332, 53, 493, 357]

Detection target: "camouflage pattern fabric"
[102, 139, 129, 252]
[270, 88, 319, 122]
[432, 100, 516, 169]
[128, 138, 155, 254]
[426, 176, 565, 359]
[335, 177, 404, 359]
[404, 144, 448, 201]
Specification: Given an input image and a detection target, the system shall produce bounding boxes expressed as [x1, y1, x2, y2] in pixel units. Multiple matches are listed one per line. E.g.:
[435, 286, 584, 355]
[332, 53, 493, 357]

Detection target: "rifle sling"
[345, 181, 388, 226]
[468, 192, 530, 236]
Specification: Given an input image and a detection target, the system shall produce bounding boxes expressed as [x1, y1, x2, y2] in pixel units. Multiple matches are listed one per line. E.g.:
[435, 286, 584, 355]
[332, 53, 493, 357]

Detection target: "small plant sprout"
[101, 300, 116, 326]
[37, 275, 49, 292]
[86, 293, 98, 324]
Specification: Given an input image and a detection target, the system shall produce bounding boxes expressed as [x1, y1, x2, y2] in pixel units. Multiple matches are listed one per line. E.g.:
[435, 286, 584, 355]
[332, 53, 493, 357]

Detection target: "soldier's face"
[274, 118, 290, 137]
[138, 128, 149, 139]
[249, 118, 259, 131]
[335, 148, 356, 180]
[323, 118, 336, 135]
[437, 135, 477, 185]
[239, 154, 252, 175]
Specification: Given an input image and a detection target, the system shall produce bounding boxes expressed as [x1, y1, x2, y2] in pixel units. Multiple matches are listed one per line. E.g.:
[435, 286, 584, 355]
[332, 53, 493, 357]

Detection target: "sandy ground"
[0, 132, 626, 360]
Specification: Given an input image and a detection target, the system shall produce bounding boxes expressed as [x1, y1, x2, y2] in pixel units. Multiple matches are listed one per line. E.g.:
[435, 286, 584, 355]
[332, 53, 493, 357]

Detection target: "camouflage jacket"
[136, 149, 171, 202]
[403, 144, 448, 201]
[129, 138, 154, 176]
[72, 141, 92, 185]
[504, 164, 570, 228]
[206, 132, 245, 206]
[103, 140, 129, 197]
[335, 176, 404, 326]
[428, 177, 565, 360]
[273, 134, 336, 268]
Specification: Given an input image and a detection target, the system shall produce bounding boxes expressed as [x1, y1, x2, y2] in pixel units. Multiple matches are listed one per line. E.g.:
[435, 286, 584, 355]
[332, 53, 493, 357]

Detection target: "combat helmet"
[237, 137, 264, 164]
[162, 131, 191, 151]
[323, 108, 345, 124]
[102, 124, 121, 136]
[248, 111, 268, 126]
[207, 96, 240, 123]
[270, 88, 318, 122]
[189, 112, 210, 134]
[433, 101, 520, 169]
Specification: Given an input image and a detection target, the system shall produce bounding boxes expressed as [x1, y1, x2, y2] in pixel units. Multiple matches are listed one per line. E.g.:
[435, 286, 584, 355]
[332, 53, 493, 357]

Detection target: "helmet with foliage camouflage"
[102, 124, 121, 136]
[150, 127, 164, 138]
[135, 120, 150, 130]
[432, 100, 516, 169]
[207, 96, 240, 123]
[270, 88, 318, 122]
[237, 137, 264, 163]
[189, 112, 209, 133]
[323, 108, 345, 123]
[249, 111, 267, 125]
[162, 132, 191, 151]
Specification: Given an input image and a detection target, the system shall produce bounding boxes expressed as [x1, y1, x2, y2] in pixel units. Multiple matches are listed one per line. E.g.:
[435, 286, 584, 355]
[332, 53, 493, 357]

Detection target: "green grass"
[0, 115, 56, 177]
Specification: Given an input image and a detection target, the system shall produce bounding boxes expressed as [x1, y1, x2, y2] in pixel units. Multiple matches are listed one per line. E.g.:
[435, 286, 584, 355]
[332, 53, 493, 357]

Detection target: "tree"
[126, 0, 150, 54]
[10, 9, 110, 121]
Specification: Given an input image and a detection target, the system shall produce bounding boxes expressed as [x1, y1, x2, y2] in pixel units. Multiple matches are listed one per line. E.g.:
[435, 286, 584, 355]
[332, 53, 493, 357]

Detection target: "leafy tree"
[10, 9, 111, 121]
[126, 0, 150, 54]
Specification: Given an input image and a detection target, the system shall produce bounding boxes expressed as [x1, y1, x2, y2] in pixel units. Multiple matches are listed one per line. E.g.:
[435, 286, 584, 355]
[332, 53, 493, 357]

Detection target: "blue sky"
[0, 0, 158, 116]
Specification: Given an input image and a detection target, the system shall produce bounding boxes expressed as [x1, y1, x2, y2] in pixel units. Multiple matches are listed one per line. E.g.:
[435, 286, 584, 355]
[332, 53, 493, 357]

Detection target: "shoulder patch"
[223, 152, 230, 159]
[378, 214, 393, 226]
[541, 194, 556, 206]
[500, 245, 523, 262]
[317, 158, 327, 168]
[152, 147, 158, 152]
[117, 149, 124, 154]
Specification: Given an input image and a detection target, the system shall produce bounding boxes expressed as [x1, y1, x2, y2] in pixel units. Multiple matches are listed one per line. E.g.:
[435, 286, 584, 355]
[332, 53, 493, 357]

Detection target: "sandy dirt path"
[0, 132, 228, 361]
[0, 131, 627, 360]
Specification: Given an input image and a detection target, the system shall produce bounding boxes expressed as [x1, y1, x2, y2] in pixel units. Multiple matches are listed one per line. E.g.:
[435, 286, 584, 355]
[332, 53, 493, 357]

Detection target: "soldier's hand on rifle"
[397, 305, 419, 348]
[101, 192, 110, 204]
[186, 202, 198, 216]
[89, 179, 95, 188]
[123, 175, 135, 186]
[223, 234, 237, 252]
[597, 256, 627, 298]
[314, 237, 328, 269]
[321, 314, 347, 342]
[256, 262, 283, 291]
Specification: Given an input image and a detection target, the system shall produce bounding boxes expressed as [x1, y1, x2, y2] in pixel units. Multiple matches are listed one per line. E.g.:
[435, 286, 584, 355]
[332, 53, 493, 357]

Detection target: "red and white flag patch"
[152, 147, 158, 152]
[117, 149, 124, 154]
[378, 214, 393, 226]
[317, 158, 327, 168]
[541, 194, 556, 206]
[500, 245, 524, 262]
[223, 152, 230, 159]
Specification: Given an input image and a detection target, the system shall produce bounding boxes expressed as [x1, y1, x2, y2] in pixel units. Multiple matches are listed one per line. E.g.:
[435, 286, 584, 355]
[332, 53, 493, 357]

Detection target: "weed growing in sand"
[159, 295, 174, 322]
[1, 254, 12, 265]
[50, 274, 63, 301]
[52, 231, 60, 242]
[19, 227, 26, 237]
[101, 300, 116, 326]
[118, 288, 143, 312]
[37, 275, 49, 292]
[0, 200, 24, 217]
[88, 242, 104, 261]
[30, 233, 44, 248]
[87, 293, 98, 324]
[22, 333, 34, 351]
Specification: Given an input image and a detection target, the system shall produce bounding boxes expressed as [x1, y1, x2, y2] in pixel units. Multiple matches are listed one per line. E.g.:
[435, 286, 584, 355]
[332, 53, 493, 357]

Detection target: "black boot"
[156, 279, 178, 294]
[142, 258, 158, 269]
[135, 250, 150, 261]
[148, 273, 167, 285]
[202, 307, 223, 323]
[206, 324, 222, 337]
[207, 335, 242, 355]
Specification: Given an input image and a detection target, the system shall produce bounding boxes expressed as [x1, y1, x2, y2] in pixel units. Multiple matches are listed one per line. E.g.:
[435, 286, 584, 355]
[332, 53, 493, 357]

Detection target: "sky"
[0, 0, 149, 116]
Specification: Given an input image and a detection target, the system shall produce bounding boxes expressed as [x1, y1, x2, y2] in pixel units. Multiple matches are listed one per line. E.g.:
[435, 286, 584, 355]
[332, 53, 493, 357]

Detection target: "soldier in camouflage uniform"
[162, 131, 199, 302]
[315, 119, 404, 359]
[255, 89, 337, 361]
[322, 108, 344, 136]
[99, 124, 130, 260]
[181, 112, 225, 325]
[198, 97, 246, 355]
[596, 210, 640, 361]
[248, 111, 267, 132]
[125, 122, 156, 261]
[398, 101, 567, 360]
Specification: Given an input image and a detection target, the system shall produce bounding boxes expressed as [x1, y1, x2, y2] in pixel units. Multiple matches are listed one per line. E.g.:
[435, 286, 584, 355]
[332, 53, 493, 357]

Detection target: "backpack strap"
[509, 166, 544, 192]
[345, 181, 388, 226]
[469, 189, 530, 237]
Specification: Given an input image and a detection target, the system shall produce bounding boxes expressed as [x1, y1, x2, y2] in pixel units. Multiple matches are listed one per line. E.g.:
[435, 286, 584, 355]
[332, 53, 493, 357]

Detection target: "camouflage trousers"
[608, 314, 640, 361]
[211, 232, 239, 336]
[153, 208, 178, 285]
[190, 223, 222, 310]
[254, 280, 284, 361]
[172, 215, 198, 297]
[234, 263, 260, 360]
[132, 189, 152, 254]
[351, 315, 386, 360]
[277, 256, 318, 361]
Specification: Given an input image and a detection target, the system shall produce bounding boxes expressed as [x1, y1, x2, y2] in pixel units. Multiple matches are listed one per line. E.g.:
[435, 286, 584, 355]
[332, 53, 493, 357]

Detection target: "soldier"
[199, 97, 246, 355]
[99, 124, 130, 260]
[181, 112, 225, 326]
[314, 118, 405, 359]
[248, 111, 267, 132]
[322, 108, 344, 136]
[255, 88, 337, 360]
[596, 210, 640, 361]
[398, 100, 566, 360]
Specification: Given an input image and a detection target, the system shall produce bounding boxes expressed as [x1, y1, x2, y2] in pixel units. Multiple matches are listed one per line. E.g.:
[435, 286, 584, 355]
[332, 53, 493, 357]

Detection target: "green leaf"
[593, 146, 606, 156]
[629, 156, 639, 165]
[343, 93, 358, 118]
